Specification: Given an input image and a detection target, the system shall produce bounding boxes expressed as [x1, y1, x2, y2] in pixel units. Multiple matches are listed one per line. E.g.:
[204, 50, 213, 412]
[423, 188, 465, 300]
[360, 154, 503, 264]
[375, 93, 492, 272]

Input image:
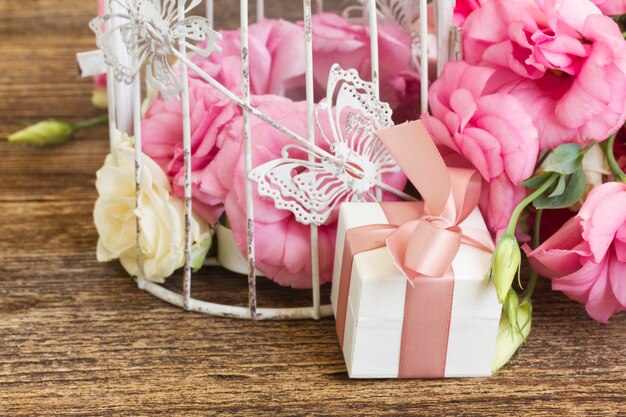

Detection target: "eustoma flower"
[311, 13, 421, 122]
[142, 77, 240, 224]
[94, 134, 212, 283]
[590, 0, 626, 15]
[462, 0, 626, 149]
[453, 0, 484, 26]
[525, 182, 626, 322]
[421, 61, 539, 236]
[190, 19, 306, 98]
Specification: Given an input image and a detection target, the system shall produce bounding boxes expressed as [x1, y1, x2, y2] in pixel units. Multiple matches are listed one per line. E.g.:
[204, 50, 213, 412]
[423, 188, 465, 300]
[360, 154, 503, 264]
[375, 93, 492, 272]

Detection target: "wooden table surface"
[1, 1, 624, 416]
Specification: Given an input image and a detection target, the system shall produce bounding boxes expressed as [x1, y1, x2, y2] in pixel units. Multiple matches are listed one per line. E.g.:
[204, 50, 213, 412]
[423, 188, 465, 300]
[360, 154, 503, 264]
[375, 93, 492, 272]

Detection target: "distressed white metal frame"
[79, 0, 457, 320]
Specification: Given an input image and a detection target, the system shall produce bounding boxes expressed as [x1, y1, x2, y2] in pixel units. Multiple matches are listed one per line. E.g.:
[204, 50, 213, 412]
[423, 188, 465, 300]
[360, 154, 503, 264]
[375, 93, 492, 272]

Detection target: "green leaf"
[533, 169, 586, 209]
[520, 172, 553, 189]
[544, 143, 583, 175]
[548, 174, 567, 198]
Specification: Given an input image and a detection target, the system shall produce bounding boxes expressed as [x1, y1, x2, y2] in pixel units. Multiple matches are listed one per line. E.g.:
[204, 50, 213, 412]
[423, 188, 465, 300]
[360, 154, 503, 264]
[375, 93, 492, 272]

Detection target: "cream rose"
[94, 133, 212, 283]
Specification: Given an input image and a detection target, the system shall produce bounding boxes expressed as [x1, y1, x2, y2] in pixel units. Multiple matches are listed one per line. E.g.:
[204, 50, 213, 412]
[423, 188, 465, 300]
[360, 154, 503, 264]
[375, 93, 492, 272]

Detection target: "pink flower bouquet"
[414, 0, 626, 366]
[525, 182, 626, 323]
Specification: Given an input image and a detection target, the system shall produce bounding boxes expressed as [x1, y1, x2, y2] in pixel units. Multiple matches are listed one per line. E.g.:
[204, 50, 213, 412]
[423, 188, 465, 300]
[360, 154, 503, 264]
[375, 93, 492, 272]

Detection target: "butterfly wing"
[249, 144, 366, 226]
[173, 16, 222, 58]
[145, 53, 183, 100]
[90, 14, 142, 85]
[317, 65, 400, 194]
[342, 0, 417, 29]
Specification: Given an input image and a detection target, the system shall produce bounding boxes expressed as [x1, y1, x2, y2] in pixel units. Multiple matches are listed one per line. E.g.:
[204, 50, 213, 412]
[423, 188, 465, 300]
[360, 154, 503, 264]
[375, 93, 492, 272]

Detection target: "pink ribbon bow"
[335, 120, 494, 378]
[379, 121, 494, 283]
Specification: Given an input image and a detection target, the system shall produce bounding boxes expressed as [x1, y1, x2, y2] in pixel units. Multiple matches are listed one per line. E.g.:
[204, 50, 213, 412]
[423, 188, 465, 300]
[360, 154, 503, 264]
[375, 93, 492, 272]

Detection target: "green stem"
[523, 209, 543, 300]
[73, 114, 109, 130]
[532, 209, 543, 249]
[605, 134, 626, 182]
[506, 174, 557, 236]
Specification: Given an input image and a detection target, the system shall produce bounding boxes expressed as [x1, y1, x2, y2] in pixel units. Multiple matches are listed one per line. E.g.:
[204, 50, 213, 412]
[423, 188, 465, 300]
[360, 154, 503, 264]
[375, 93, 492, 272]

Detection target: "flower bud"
[503, 289, 520, 332]
[492, 298, 532, 373]
[8, 120, 75, 146]
[491, 234, 521, 304]
[191, 235, 212, 272]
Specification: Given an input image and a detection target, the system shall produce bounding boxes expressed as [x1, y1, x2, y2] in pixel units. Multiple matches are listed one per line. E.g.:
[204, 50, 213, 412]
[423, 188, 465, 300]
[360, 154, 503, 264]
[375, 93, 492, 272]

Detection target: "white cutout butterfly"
[342, 0, 425, 73]
[343, 0, 418, 30]
[90, 0, 221, 99]
[249, 65, 402, 227]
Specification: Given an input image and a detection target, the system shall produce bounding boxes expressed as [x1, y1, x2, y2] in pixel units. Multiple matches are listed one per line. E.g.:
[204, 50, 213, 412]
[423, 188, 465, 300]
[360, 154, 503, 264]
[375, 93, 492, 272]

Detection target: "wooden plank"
[0, 1, 624, 416]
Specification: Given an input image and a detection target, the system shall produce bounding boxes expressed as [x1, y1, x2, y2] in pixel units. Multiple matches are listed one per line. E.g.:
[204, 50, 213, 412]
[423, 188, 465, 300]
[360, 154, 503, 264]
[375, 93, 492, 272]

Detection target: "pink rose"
[591, 0, 626, 15]
[463, 0, 626, 149]
[142, 77, 240, 224]
[190, 19, 306, 98]
[525, 182, 626, 323]
[208, 96, 406, 288]
[311, 13, 421, 122]
[454, 0, 484, 26]
[422, 61, 539, 236]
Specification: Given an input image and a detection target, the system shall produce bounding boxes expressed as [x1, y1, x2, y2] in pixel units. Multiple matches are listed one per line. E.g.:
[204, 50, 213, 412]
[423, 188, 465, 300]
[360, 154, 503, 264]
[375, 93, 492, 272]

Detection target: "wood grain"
[0, 1, 624, 416]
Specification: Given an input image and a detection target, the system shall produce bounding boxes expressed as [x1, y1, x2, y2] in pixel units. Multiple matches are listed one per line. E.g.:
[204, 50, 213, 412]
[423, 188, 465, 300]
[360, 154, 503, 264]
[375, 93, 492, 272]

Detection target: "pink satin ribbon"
[335, 121, 494, 378]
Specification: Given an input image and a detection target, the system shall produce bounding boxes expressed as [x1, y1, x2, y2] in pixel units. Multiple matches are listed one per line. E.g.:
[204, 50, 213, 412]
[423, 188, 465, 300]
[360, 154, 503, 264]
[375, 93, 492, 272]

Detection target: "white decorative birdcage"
[77, 0, 459, 320]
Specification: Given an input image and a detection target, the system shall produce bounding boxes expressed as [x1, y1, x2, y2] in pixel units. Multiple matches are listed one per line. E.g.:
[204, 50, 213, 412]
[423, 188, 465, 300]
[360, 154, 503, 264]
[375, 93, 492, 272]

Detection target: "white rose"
[94, 133, 212, 283]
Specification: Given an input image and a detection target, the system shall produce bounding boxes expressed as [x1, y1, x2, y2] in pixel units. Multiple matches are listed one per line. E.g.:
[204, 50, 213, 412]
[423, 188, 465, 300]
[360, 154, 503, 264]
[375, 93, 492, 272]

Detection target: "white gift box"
[331, 202, 502, 378]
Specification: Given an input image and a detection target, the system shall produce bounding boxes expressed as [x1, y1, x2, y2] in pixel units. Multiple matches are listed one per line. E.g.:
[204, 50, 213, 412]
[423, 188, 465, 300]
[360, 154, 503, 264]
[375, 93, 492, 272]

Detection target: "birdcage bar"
[367, 0, 380, 97]
[110, 1, 133, 137]
[132, 65, 146, 291]
[302, 0, 321, 320]
[107, 0, 133, 146]
[140, 280, 333, 319]
[177, 0, 194, 309]
[419, 0, 429, 113]
[436, 0, 455, 76]
[367, 0, 382, 201]
[450, 25, 463, 62]
[316, 0, 323, 13]
[257, 0, 265, 21]
[240, 0, 258, 319]
[103, 0, 118, 157]
[206, 0, 214, 27]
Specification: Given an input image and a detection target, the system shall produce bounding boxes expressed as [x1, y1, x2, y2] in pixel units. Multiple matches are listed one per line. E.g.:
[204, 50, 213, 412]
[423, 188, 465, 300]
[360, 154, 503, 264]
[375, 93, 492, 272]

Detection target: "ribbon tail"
[399, 270, 455, 378]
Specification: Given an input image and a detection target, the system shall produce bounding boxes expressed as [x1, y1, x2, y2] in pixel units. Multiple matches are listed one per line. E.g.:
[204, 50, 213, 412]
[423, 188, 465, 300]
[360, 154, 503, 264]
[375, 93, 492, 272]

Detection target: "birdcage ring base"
[138, 279, 334, 320]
